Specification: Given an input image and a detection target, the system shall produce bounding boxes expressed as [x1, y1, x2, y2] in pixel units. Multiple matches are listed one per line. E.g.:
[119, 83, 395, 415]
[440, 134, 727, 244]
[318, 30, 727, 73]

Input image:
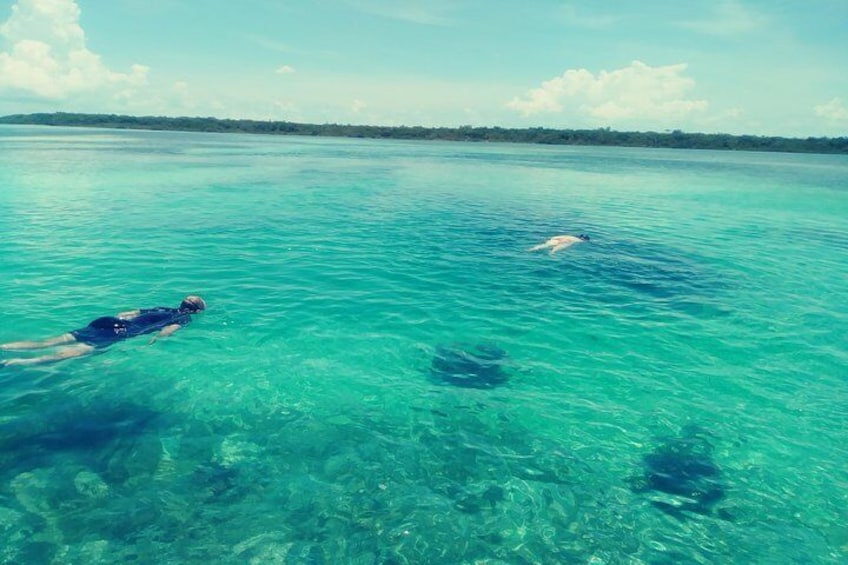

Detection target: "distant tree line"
[1, 112, 845, 155]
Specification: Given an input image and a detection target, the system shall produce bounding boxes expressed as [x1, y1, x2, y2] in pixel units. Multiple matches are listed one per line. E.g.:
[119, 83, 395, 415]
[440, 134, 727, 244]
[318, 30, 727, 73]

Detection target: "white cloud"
[345, 0, 453, 25]
[171, 80, 194, 110]
[679, 0, 767, 36]
[560, 4, 619, 29]
[815, 98, 848, 122]
[275, 65, 295, 74]
[351, 99, 366, 113]
[247, 34, 294, 53]
[507, 60, 708, 126]
[273, 100, 299, 113]
[0, 0, 148, 99]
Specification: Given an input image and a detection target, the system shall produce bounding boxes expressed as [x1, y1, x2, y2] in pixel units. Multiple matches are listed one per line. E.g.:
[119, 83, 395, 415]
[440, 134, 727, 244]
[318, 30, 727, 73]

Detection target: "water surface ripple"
[1, 126, 846, 563]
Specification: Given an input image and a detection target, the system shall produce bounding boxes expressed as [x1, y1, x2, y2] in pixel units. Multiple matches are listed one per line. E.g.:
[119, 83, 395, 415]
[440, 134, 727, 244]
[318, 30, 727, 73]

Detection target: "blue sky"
[0, 0, 846, 137]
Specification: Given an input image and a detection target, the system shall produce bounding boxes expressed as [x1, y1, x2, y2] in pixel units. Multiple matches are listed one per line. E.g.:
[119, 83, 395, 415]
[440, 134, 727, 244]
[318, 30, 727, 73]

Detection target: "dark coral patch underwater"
[429, 342, 510, 389]
[630, 425, 731, 521]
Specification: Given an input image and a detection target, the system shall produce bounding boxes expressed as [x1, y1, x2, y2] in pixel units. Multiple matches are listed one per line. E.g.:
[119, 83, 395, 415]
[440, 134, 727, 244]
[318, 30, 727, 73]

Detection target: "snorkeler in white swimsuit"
[528, 234, 590, 255]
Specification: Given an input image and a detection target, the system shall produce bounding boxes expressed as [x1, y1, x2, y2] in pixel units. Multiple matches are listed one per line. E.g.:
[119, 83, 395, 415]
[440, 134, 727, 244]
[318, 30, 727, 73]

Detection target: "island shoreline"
[1, 112, 845, 155]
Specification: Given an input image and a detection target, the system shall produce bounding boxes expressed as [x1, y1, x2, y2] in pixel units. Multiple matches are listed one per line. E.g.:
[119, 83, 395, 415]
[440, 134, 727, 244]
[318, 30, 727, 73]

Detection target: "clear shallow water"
[0, 125, 846, 563]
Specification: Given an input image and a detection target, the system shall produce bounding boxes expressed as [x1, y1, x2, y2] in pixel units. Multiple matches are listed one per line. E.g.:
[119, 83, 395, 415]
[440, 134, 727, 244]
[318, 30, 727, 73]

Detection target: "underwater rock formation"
[73, 470, 110, 499]
[1, 399, 161, 453]
[0, 397, 164, 479]
[429, 342, 509, 389]
[630, 425, 729, 520]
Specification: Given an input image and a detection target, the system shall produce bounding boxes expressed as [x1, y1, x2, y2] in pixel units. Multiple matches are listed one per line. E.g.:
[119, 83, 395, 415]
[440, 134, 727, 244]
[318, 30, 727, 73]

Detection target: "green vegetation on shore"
[1, 112, 846, 154]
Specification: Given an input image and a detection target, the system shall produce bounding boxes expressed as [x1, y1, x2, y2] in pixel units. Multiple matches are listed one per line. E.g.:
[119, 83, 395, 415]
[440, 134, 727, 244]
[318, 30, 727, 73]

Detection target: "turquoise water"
[0, 125, 846, 563]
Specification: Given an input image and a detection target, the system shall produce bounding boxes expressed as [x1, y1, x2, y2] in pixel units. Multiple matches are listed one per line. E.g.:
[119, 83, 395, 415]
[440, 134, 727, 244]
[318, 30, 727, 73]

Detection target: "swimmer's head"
[578, 234, 590, 241]
[180, 295, 207, 313]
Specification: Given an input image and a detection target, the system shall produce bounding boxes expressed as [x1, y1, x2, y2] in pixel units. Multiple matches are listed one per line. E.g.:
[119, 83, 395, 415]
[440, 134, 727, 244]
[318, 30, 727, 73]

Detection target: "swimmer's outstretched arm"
[148, 324, 181, 344]
[0, 333, 75, 351]
[117, 310, 141, 320]
[1, 343, 94, 367]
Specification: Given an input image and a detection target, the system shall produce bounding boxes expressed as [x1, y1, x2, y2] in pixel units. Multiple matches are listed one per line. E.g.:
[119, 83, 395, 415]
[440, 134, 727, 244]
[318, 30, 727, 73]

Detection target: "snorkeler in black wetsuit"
[0, 295, 206, 367]
[70, 307, 194, 347]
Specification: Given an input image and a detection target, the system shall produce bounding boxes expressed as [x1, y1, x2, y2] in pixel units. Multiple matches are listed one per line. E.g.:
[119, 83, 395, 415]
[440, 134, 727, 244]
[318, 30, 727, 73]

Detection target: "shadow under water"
[0, 394, 165, 477]
[429, 342, 510, 389]
[629, 424, 731, 521]
[524, 236, 734, 319]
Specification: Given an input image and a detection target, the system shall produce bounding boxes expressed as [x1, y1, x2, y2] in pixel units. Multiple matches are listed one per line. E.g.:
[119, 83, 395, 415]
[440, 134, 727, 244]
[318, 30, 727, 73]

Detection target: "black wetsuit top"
[70, 307, 191, 348]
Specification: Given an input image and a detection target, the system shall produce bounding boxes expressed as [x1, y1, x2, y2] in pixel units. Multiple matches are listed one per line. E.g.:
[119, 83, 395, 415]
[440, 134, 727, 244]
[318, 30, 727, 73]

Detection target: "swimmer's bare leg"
[1, 343, 95, 367]
[0, 333, 76, 351]
[549, 242, 572, 255]
[528, 242, 554, 252]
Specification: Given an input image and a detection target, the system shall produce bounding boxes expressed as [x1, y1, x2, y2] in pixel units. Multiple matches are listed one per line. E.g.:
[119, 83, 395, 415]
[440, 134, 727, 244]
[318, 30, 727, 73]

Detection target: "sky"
[0, 0, 846, 137]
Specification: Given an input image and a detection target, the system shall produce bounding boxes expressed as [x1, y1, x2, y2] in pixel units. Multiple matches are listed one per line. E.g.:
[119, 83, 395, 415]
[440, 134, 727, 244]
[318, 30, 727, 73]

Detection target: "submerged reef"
[630, 424, 730, 520]
[0, 397, 163, 475]
[429, 342, 510, 389]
